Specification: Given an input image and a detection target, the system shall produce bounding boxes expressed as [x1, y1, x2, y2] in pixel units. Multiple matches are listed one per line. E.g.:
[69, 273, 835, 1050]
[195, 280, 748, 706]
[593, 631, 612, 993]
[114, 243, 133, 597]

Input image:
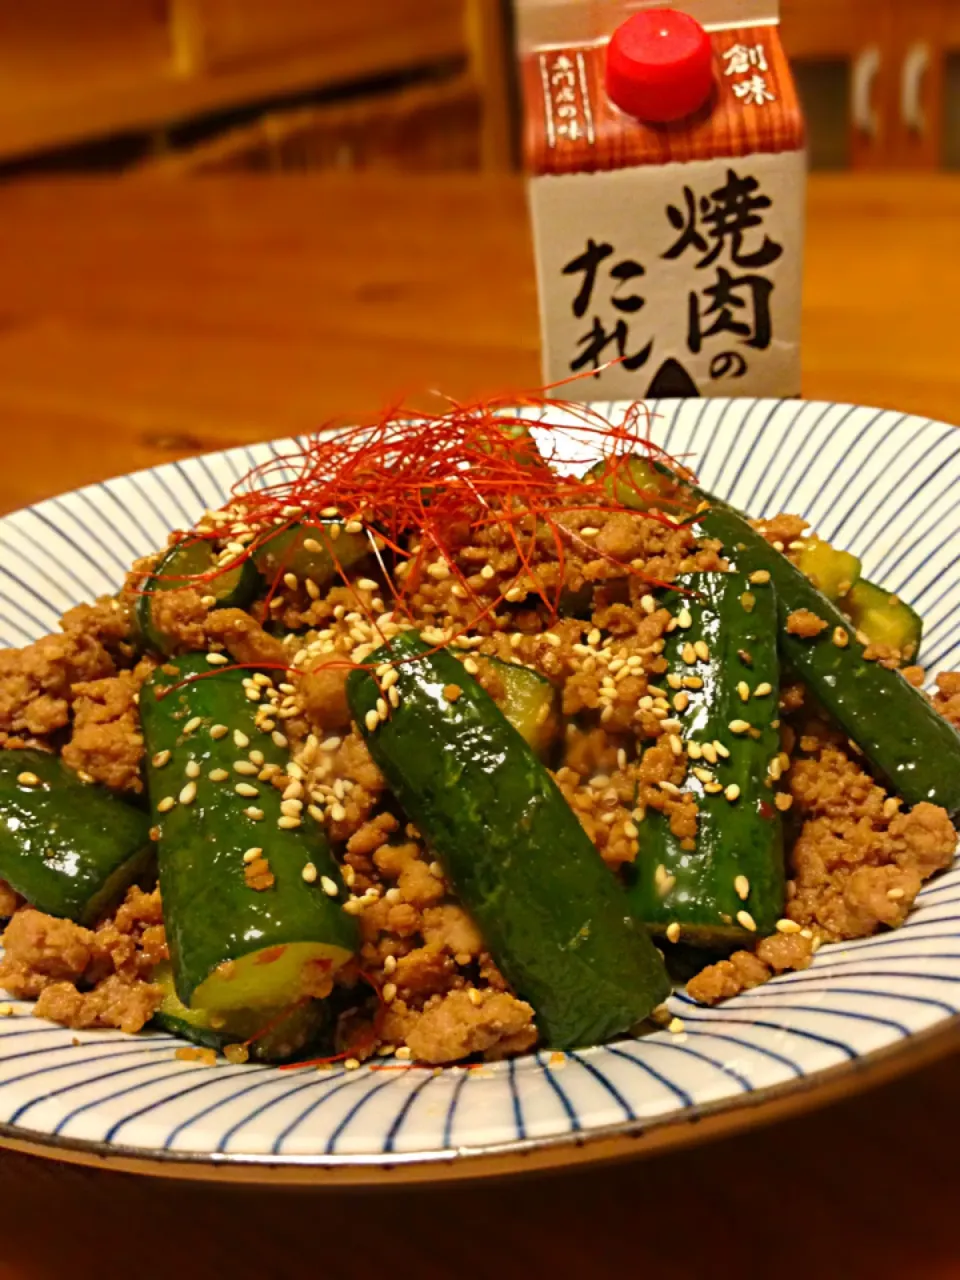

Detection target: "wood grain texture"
[0, 171, 957, 513]
[0, 0, 473, 162]
[0, 169, 959, 1274]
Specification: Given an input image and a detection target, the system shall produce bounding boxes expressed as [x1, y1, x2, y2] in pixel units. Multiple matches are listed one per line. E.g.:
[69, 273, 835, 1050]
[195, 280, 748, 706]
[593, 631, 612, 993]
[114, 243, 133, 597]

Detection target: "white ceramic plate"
[1, 398, 959, 1185]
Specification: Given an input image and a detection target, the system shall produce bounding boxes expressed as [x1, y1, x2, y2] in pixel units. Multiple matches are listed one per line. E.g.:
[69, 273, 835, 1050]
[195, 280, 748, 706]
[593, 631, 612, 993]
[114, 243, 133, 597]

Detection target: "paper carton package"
[518, 1, 806, 401]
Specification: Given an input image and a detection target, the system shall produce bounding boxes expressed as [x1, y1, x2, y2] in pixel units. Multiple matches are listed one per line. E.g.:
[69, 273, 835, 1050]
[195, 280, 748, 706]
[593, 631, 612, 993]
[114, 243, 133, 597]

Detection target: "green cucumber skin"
[347, 633, 670, 1050]
[604, 456, 960, 815]
[696, 504, 960, 813]
[0, 750, 152, 924]
[625, 575, 784, 942]
[137, 540, 260, 655]
[252, 522, 370, 589]
[140, 655, 357, 1005]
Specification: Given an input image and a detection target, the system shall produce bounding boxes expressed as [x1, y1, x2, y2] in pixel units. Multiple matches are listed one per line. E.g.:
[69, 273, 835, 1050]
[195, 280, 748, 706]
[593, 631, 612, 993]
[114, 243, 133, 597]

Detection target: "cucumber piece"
[477, 656, 560, 758]
[252, 521, 371, 590]
[845, 580, 922, 659]
[796, 539, 861, 602]
[151, 963, 328, 1062]
[347, 632, 670, 1050]
[137, 539, 260, 655]
[624, 574, 784, 944]
[606, 454, 960, 813]
[0, 750, 152, 924]
[696, 506, 960, 808]
[584, 454, 693, 514]
[140, 655, 357, 1014]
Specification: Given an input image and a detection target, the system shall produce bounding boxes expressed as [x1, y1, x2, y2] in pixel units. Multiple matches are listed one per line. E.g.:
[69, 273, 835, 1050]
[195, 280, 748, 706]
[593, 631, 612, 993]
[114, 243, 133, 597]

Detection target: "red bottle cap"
[605, 8, 714, 124]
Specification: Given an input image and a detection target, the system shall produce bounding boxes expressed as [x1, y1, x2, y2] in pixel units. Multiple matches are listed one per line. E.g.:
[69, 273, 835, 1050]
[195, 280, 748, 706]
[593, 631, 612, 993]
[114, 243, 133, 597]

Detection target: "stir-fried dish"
[1, 399, 958, 1068]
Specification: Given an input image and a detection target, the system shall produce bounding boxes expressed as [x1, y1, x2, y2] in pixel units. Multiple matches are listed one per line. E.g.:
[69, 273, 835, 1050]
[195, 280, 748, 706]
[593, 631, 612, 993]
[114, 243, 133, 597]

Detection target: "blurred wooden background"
[0, 1, 958, 178]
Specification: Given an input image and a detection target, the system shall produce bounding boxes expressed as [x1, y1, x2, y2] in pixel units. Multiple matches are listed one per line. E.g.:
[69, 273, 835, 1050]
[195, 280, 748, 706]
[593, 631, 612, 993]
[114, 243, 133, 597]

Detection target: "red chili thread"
[146, 391, 698, 683]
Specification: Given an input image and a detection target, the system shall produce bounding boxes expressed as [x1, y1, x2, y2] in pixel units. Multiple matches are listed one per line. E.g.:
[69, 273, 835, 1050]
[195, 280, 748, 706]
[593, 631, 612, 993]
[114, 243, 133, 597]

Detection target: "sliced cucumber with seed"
[252, 521, 372, 590]
[624, 573, 785, 945]
[136, 538, 260, 656]
[140, 654, 357, 1016]
[348, 632, 670, 1050]
[0, 749, 153, 924]
[476, 656, 560, 759]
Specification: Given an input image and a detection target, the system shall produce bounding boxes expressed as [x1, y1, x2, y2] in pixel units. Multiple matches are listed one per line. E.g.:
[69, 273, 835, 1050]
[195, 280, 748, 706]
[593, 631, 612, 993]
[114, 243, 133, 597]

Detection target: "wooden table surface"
[1, 170, 960, 1278]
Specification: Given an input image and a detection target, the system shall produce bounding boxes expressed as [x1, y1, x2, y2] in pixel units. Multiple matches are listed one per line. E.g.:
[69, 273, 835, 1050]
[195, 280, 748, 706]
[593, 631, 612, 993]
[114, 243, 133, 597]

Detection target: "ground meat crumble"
[0, 887, 165, 1033]
[2, 492, 959, 1062]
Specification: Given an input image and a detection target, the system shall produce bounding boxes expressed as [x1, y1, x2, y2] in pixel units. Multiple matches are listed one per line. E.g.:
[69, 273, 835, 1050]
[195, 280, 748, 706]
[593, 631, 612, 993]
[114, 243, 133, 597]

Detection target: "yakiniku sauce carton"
[519, 1, 806, 400]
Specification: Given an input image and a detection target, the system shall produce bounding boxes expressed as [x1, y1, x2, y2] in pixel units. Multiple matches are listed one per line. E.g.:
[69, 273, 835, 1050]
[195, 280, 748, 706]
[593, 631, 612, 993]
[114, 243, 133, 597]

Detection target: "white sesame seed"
[330, 803, 347, 823]
[179, 781, 197, 805]
[887, 887, 905, 901]
[208, 768, 229, 782]
[383, 954, 398, 975]
[687, 742, 702, 760]
[185, 760, 201, 779]
[693, 767, 714, 784]
[673, 692, 689, 712]
[753, 682, 773, 697]
[737, 680, 750, 702]
[232, 760, 258, 776]
[736, 910, 757, 932]
[694, 640, 710, 662]
[278, 816, 301, 830]
[728, 719, 750, 735]
[734, 875, 750, 900]
[210, 724, 229, 740]
[640, 594, 656, 614]
[833, 626, 850, 648]
[776, 918, 801, 934]
[725, 784, 741, 802]
[667, 1017, 685, 1034]
[301, 862, 318, 883]
[395, 1047, 413, 1061]
[233, 730, 250, 748]
[242, 847, 262, 863]
[668, 734, 683, 756]
[151, 751, 171, 768]
[681, 642, 696, 665]
[700, 743, 718, 765]
[344, 521, 363, 535]
[749, 570, 771, 585]
[677, 607, 693, 629]
[318, 875, 337, 897]
[183, 717, 202, 735]
[665, 922, 681, 944]
[714, 741, 730, 759]
[281, 799, 303, 818]
[157, 796, 176, 813]
[235, 783, 259, 797]
[364, 709, 379, 733]
[206, 652, 229, 666]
